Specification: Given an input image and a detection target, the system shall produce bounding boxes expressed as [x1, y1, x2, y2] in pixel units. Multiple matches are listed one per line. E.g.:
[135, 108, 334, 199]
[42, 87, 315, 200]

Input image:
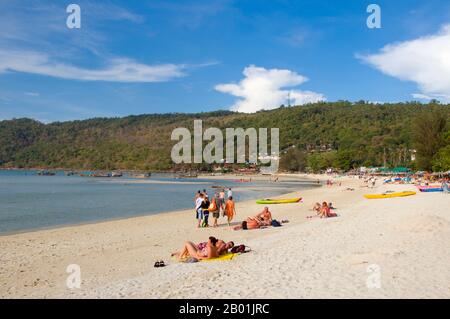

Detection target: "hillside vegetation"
[1, 102, 449, 172]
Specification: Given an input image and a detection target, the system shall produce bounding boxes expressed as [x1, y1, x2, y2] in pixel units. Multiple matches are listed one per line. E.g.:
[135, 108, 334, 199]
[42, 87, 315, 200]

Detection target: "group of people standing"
[194, 188, 236, 228]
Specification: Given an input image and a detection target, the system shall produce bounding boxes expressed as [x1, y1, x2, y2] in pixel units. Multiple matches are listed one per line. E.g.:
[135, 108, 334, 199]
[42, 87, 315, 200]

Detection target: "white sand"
[1, 175, 449, 298]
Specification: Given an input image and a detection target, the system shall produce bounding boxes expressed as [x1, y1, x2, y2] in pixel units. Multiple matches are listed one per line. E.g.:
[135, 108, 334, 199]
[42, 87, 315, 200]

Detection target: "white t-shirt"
[227, 190, 232, 198]
[195, 197, 203, 210]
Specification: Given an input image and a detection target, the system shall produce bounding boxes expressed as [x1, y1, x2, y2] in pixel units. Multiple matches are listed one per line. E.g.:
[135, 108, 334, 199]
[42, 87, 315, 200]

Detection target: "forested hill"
[1, 102, 449, 172]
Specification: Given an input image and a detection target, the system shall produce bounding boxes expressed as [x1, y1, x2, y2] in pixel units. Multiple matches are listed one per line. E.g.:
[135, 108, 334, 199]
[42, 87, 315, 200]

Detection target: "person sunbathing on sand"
[319, 202, 337, 218]
[216, 240, 235, 255]
[232, 207, 275, 231]
[233, 217, 263, 230]
[172, 236, 219, 261]
[256, 207, 273, 223]
[233, 213, 272, 230]
[312, 202, 321, 214]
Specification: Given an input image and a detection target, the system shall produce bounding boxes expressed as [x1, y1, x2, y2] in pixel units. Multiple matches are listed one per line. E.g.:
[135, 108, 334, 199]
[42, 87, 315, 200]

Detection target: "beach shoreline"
[0, 173, 318, 236]
[1, 173, 449, 298]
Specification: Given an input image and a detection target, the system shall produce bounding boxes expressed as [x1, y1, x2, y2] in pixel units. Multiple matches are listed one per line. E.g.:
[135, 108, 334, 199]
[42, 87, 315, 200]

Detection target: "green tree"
[432, 145, 450, 171]
[307, 152, 336, 172]
[432, 130, 450, 171]
[280, 148, 307, 172]
[412, 110, 448, 170]
[1, 103, 449, 171]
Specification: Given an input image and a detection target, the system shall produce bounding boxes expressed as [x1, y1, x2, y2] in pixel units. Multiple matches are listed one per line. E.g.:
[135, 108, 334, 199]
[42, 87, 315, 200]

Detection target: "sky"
[0, 0, 449, 122]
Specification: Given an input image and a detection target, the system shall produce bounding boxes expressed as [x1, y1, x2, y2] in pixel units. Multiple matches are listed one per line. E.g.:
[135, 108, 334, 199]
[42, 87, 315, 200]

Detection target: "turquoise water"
[0, 170, 318, 234]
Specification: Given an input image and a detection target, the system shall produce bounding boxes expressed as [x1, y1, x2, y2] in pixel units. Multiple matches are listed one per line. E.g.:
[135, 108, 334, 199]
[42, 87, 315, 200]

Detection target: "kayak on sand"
[364, 191, 416, 199]
[256, 198, 301, 204]
[417, 185, 443, 192]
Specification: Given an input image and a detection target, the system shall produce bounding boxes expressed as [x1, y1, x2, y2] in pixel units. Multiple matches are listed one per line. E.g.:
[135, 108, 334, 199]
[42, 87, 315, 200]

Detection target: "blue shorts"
[196, 208, 203, 220]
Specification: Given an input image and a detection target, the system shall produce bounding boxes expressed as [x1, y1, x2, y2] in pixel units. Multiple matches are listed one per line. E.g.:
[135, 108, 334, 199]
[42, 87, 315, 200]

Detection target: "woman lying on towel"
[172, 236, 219, 261]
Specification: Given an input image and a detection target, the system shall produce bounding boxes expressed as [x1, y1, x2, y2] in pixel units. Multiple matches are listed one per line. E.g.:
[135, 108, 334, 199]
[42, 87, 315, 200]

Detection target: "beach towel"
[175, 253, 238, 263]
[201, 253, 238, 262]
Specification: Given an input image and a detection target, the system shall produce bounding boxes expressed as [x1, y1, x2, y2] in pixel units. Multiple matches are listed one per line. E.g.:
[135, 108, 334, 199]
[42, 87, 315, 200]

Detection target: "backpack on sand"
[271, 220, 282, 227]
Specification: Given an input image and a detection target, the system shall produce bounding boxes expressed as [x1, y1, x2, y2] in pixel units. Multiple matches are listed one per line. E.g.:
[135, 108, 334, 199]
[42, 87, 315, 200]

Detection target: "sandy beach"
[1, 174, 449, 298]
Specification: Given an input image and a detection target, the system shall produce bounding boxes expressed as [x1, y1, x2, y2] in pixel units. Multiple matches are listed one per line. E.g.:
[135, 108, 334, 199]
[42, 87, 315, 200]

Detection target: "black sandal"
[154, 261, 161, 268]
[158, 260, 166, 267]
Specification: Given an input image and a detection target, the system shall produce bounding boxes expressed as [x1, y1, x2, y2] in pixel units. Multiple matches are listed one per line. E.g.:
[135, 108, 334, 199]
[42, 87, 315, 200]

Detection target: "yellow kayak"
[256, 198, 301, 204]
[364, 191, 416, 199]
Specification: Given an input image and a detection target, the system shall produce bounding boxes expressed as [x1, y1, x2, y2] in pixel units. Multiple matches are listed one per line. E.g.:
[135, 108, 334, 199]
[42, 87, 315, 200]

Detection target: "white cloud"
[215, 65, 325, 113]
[359, 24, 450, 103]
[412, 93, 432, 100]
[25, 92, 40, 97]
[0, 49, 186, 83]
[0, 1, 142, 54]
[0, 1, 199, 83]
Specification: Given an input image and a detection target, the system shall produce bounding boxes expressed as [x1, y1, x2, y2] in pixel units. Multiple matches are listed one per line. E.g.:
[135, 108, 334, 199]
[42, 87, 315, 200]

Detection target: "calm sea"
[0, 170, 318, 234]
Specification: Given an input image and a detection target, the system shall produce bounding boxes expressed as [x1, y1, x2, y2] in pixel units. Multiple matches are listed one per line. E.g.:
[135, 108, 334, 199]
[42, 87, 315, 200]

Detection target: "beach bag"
[271, 220, 282, 227]
[208, 199, 217, 212]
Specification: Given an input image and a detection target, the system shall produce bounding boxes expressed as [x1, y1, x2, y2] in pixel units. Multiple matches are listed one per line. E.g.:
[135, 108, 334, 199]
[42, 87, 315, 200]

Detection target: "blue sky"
[0, 0, 449, 122]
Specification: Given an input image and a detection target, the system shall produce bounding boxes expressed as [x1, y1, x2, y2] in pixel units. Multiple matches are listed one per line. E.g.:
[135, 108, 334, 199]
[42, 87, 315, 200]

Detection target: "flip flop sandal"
[159, 260, 166, 267]
[154, 261, 160, 268]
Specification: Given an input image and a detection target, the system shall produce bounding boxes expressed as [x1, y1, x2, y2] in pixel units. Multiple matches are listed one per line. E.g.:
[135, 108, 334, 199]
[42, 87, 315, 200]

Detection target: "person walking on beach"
[201, 195, 210, 227]
[219, 189, 226, 215]
[227, 188, 233, 199]
[224, 196, 236, 226]
[210, 194, 220, 227]
[195, 193, 204, 228]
